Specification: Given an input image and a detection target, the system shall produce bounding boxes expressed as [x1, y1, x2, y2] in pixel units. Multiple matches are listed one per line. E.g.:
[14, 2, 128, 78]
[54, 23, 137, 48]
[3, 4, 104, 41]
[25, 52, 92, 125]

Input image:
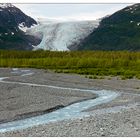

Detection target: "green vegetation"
[78, 4, 140, 51]
[0, 50, 140, 79]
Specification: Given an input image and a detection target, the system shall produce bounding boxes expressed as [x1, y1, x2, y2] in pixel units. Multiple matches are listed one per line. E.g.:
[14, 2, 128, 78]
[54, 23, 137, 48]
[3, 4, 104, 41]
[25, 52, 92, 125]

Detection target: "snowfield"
[0, 3, 14, 8]
[27, 19, 99, 51]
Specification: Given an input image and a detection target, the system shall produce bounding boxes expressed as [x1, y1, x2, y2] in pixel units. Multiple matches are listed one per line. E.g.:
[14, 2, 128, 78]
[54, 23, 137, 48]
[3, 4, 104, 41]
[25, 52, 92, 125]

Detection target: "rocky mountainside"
[1, 3, 140, 51]
[0, 3, 41, 50]
[78, 4, 140, 51]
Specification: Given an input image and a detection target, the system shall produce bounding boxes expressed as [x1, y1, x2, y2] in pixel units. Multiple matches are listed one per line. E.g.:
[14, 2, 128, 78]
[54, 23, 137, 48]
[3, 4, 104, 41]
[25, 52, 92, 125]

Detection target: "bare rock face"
[0, 3, 41, 50]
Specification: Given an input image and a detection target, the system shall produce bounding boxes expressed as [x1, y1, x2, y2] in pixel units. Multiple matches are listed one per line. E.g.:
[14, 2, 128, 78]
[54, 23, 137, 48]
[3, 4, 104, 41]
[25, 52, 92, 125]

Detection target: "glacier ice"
[27, 19, 99, 51]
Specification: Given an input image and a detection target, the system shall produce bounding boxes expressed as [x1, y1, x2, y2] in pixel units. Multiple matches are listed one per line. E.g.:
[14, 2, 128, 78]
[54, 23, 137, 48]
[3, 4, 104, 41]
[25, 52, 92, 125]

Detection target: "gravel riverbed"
[0, 68, 140, 136]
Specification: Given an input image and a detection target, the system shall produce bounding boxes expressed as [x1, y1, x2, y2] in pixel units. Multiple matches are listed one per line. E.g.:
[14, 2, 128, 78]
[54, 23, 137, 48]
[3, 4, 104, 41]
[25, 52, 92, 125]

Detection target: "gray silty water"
[0, 88, 119, 133]
[0, 68, 119, 133]
[11, 68, 34, 76]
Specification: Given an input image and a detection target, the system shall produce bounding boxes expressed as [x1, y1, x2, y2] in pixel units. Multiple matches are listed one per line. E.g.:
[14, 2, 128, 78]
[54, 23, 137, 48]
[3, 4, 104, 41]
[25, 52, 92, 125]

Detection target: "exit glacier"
[27, 19, 99, 51]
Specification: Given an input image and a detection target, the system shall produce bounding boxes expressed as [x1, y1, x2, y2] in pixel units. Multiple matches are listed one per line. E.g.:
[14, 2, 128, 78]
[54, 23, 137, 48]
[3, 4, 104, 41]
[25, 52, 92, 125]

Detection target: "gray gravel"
[0, 68, 96, 123]
[2, 105, 140, 137]
[0, 68, 140, 137]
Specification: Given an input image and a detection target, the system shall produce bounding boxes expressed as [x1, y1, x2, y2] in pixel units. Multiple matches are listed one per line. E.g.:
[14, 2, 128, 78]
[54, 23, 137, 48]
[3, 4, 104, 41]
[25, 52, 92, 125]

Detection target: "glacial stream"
[0, 68, 119, 133]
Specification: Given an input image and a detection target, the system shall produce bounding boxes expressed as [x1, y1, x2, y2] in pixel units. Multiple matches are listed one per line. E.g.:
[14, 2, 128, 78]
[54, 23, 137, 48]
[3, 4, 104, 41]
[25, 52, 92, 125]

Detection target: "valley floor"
[0, 68, 140, 136]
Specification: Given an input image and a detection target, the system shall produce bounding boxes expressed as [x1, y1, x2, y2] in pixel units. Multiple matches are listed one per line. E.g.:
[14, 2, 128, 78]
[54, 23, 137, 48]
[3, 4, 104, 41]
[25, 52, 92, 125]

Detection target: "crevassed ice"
[28, 19, 99, 51]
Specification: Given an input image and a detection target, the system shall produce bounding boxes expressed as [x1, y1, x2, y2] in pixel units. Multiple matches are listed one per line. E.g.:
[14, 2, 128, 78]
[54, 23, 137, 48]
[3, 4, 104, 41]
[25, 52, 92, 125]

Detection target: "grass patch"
[0, 50, 140, 79]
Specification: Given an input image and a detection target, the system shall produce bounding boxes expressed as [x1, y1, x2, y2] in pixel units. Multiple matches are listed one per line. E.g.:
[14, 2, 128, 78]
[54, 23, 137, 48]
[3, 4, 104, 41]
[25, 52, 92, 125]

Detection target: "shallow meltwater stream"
[0, 68, 119, 133]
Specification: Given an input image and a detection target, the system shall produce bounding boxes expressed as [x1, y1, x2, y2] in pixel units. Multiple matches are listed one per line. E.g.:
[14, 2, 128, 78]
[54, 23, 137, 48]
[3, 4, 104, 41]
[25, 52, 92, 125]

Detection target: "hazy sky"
[14, 4, 133, 21]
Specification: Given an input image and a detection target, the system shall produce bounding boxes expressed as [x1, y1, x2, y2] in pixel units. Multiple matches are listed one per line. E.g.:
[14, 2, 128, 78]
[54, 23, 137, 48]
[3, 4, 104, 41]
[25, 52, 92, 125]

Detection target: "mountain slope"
[78, 4, 140, 51]
[0, 3, 41, 50]
[29, 20, 99, 51]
